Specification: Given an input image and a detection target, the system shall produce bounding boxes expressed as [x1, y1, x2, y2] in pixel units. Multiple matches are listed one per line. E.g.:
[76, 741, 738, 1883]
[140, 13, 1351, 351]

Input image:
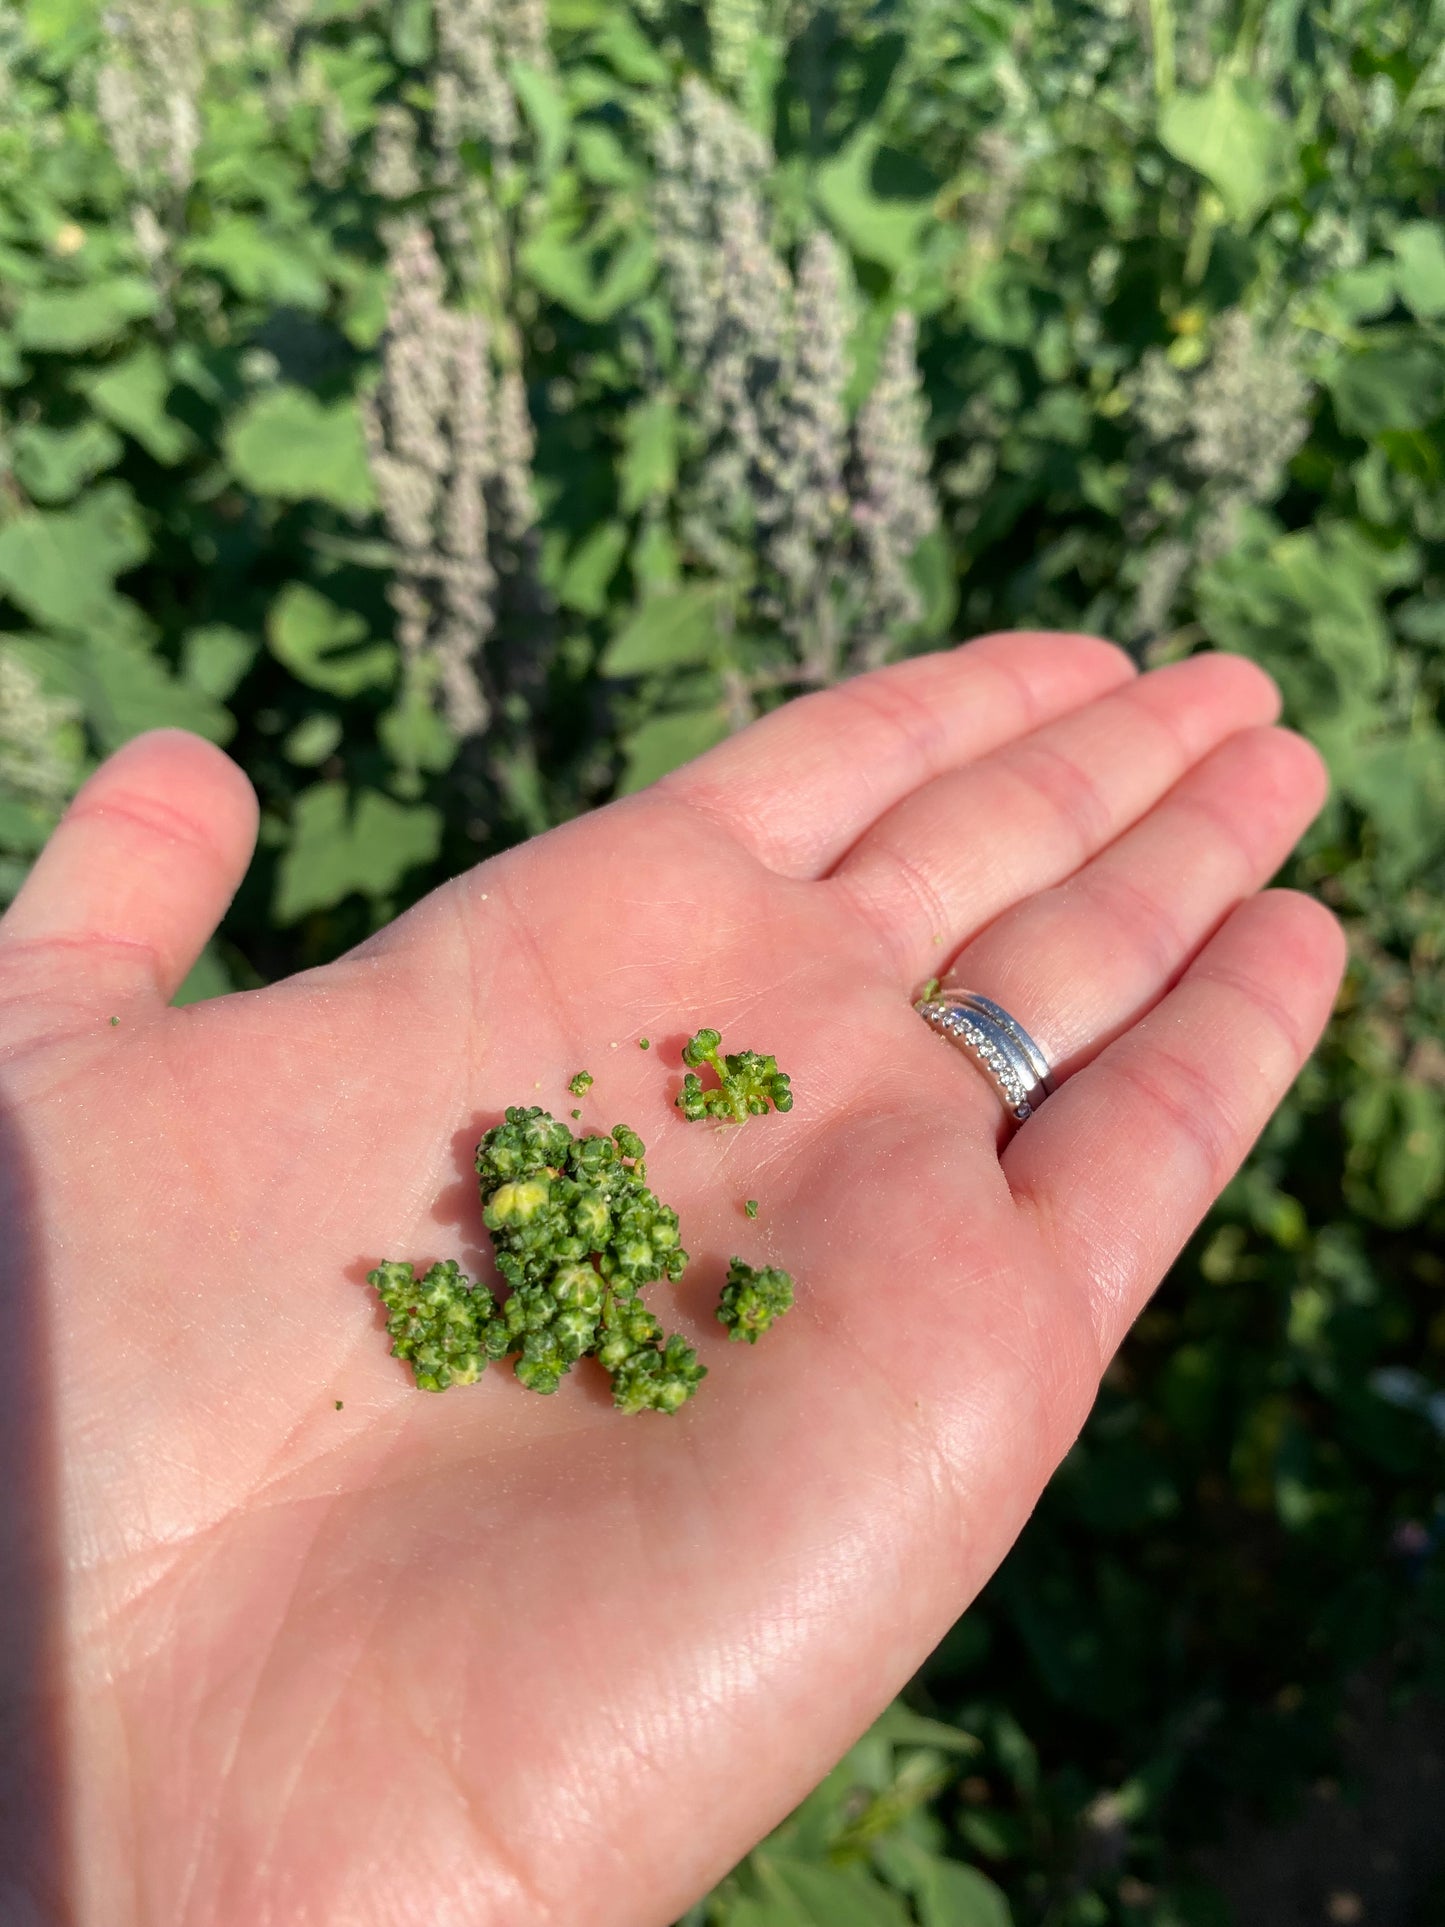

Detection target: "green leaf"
[0, 484, 148, 631]
[225, 388, 378, 513]
[619, 397, 678, 514]
[182, 624, 258, 701]
[379, 682, 459, 774]
[964, 265, 1035, 348]
[1330, 344, 1445, 436]
[0, 797, 55, 864]
[172, 944, 233, 1007]
[912, 1860, 1012, 1927]
[266, 582, 395, 695]
[1330, 723, 1445, 882]
[1344, 1079, 1445, 1227]
[512, 60, 569, 176]
[631, 519, 681, 595]
[274, 783, 442, 922]
[617, 705, 729, 792]
[600, 583, 730, 676]
[754, 1856, 913, 1927]
[719, 1901, 803, 1927]
[1390, 222, 1445, 320]
[283, 713, 344, 765]
[12, 276, 157, 352]
[881, 1838, 1013, 1927]
[1395, 596, 1445, 648]
[816, 130, 936, 271]
[1318, 261, 1400, 326]
[80, 345, 194, 464]
[80, 618, 235, 750]
[1268, 526, 1395, 691]
[1199, 522, 1398, 717]
[588, 10, 670, 83]
[339, 261, 391, 349]
[557, 519, 628, 614]
[184, 216, 332, 311]
[869, 1703, 981, 1756]
[9, 419, 122, 503]
[908, 526, 958, 641]
[573, 124, 639, 188]
[1159, 76, 1294, 226]
[389, 0, 432, 64]
[521, 222, 656, 322]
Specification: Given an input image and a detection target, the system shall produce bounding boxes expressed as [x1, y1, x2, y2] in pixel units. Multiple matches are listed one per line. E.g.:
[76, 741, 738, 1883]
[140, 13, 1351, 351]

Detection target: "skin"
[0, 631, 1345, 1927]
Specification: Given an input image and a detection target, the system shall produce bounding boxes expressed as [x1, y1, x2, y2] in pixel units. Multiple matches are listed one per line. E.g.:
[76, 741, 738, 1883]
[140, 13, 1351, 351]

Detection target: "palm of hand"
[0, 635, 1343, 1927]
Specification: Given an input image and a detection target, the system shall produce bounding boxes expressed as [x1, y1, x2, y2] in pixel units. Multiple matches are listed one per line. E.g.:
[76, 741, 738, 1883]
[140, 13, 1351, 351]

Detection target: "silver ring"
[916, 988, 1055, 1123]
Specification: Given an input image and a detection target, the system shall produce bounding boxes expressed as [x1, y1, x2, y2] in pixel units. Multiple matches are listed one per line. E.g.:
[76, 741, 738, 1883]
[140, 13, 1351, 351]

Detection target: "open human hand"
[0, 631, 1344, 1927]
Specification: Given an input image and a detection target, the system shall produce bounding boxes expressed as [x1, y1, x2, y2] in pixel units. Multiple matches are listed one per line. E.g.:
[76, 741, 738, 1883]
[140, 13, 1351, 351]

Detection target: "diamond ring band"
[916, 989, 1056, 1124]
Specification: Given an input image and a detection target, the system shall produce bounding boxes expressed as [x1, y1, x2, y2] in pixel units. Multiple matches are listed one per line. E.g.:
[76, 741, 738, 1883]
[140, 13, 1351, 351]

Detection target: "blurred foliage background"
[2, 0, 1445, 1919]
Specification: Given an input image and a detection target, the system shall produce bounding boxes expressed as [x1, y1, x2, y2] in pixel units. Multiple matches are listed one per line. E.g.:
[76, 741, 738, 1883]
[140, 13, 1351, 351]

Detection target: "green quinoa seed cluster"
[677, 1027, 794, 1122]
[369, 1033, 796, 1413]
[370, 1109, 707, 1412]
[717, 1259, 795, 1343]
[371, 1257, 492, 1392]
[479, 1108, 700, 1407]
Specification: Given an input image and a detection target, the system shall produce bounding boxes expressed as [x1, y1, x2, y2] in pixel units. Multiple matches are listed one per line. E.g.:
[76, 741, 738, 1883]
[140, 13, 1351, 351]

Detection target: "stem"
[1144, 0, 1176, 103]
[1183, 189, 1221, 287]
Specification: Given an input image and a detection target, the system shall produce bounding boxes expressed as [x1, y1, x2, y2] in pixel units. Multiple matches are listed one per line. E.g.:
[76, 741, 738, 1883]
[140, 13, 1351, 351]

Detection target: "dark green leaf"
[1330, 345, 1445, 436]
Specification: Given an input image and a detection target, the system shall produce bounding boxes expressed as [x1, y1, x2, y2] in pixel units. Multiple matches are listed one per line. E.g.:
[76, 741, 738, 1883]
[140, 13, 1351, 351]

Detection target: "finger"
[943, 723, 1329, 1080]
[657, 630, 1135, 878]
[0, 730, 258, 1018]
[830, 650, 1282, 981]
[1005, 888, 1346, 1361]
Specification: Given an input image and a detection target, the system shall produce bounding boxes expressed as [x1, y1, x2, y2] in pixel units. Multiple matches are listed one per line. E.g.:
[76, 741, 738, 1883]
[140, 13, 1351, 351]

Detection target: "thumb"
[0, 729, 258, 1027]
